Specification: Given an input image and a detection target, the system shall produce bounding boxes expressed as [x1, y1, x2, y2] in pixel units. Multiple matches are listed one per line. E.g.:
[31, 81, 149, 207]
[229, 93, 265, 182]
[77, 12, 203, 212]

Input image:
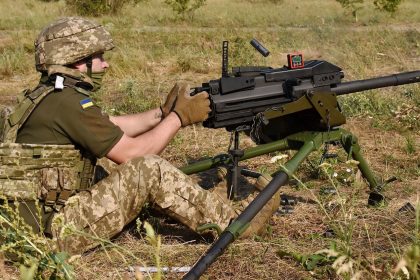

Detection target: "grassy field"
[0, 0, 419, 279]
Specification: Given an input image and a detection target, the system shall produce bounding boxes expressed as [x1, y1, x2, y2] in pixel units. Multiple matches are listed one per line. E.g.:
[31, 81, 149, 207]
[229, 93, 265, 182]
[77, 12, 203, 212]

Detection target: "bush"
[336, 0, 403, 20]
[65, 0, 143, 16]
[336, 0, 364, 20]
[373, 0, 402, 13]
[164, 0, 206, 18]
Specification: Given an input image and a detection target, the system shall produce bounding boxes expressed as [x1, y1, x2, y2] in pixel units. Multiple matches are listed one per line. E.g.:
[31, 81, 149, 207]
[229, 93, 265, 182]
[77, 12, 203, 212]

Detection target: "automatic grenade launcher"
[182, 40, 420, 280]
[192, 39, 420, 144]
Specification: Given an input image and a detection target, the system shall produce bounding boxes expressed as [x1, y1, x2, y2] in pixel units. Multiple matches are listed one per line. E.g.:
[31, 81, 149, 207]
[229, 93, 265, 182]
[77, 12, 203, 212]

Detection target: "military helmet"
[35, 17, 114, 72]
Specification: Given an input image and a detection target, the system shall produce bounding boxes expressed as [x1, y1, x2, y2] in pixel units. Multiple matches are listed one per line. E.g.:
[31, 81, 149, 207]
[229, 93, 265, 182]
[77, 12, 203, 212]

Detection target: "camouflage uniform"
[52, 156, 236, 255]
[0, 17, 238, 255]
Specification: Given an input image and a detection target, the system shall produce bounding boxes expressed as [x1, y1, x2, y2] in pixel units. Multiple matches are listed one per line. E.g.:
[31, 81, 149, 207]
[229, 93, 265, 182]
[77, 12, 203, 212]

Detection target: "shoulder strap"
[2, 85, 55, 142]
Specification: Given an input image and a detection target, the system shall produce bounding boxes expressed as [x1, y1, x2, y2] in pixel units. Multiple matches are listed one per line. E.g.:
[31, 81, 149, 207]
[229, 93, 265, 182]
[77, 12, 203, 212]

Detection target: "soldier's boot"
[213, 168, 280, 238]
[239, 173, 280, 238]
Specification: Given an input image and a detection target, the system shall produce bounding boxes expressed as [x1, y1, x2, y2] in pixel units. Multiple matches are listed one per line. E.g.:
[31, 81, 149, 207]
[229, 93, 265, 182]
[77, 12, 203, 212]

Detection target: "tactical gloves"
[160, 83, 180, 118]
[173, 82, 211, 127]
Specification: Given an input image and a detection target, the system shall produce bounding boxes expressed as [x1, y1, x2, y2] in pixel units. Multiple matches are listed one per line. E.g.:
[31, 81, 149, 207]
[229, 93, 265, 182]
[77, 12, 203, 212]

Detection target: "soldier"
[1, 17, 279, 255]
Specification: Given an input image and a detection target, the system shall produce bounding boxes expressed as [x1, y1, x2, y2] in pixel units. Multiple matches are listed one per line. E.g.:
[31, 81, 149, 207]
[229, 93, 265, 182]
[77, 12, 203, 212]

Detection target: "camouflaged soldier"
[0, 17, 279, 255]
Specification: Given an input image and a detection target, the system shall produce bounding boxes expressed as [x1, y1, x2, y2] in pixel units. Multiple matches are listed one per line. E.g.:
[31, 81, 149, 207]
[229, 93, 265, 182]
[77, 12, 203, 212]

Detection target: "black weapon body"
[195, 60, 420, 141]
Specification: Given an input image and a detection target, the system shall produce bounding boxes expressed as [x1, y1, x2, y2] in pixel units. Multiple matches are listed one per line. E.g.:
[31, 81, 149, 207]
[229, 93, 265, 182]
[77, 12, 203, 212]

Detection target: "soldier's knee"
[123, 155, 183, 189]
[129, 155, 172, 169]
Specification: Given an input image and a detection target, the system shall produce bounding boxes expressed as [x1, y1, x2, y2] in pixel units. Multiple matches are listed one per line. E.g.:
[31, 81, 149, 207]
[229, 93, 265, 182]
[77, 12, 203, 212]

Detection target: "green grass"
[0, 0, 419, 279]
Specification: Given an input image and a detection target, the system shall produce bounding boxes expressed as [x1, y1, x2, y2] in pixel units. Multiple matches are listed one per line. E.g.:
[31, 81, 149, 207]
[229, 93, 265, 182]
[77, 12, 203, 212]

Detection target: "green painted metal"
[263, 93, 346, 128]
[196, 223, 222, 236]
[352, 145, 379, 191]
[263, 94, 312, 120]
[307, 93, 346, 127]
[225, 218, 249, 237]
[285, 130, 343, 148]
[181, 129, 350, 175]
[281, 137, 316, 177]
[340, 133, 379, 191]
[180, 128, 381, 194]
[225, 138, 317, 237]
[182, 128, 386, 280]
[179, 138, 289, 175]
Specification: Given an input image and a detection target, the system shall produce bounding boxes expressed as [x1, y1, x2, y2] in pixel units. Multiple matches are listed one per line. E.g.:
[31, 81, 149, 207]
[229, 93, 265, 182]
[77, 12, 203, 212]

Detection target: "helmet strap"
[86, 57, 93, 78]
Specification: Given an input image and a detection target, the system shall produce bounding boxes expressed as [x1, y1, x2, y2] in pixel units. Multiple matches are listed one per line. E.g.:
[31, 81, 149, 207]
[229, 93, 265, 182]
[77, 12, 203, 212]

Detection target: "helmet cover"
[35, 17, 114, 72]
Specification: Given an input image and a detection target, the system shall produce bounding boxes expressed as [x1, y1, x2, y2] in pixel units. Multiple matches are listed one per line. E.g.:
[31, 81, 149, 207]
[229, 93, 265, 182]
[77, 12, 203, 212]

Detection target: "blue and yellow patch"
[80, 98, 94, 109]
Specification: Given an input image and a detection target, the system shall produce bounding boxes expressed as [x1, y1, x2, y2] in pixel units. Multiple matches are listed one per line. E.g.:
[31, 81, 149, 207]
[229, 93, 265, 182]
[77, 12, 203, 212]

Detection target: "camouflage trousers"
[51, 155, 236, 255]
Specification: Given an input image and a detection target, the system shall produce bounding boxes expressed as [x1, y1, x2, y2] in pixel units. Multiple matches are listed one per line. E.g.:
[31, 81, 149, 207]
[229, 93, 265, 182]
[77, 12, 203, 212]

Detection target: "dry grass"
[0, 0, 419, 279]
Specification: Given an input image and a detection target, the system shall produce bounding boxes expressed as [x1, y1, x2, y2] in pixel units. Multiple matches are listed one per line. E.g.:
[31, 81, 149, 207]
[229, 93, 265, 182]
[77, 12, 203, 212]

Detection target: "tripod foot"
[368, 191, 386, 207]
[367, 176, 397, 207]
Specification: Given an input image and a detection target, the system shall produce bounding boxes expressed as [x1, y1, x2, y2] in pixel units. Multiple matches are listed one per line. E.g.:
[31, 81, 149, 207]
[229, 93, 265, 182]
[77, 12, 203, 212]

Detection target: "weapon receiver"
[193, 40, 419, 143]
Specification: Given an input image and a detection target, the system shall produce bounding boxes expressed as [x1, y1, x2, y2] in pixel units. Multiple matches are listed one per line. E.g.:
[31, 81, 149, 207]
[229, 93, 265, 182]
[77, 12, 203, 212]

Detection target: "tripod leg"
[341, 133, 384, 206]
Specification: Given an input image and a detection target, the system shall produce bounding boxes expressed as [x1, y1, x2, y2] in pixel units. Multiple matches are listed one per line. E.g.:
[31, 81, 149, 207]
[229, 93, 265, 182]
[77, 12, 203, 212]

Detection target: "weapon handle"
[183, 172, 289, 280]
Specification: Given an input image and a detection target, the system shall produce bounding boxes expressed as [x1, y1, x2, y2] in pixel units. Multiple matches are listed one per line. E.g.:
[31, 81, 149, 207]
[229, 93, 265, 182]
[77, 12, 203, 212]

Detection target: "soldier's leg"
[96, 157, 118, 174]
[144, 155, 238, 231]
[51, 155, 236, 255]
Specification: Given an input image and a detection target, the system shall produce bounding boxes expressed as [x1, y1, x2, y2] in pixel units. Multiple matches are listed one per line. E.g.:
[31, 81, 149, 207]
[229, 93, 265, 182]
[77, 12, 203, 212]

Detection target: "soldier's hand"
[173, 82, 211, 127]
[160, 82, 180, 118]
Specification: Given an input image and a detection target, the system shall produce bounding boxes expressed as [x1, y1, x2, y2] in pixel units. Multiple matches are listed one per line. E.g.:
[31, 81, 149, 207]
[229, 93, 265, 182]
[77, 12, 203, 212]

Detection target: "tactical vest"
[0, 81, 96, 212]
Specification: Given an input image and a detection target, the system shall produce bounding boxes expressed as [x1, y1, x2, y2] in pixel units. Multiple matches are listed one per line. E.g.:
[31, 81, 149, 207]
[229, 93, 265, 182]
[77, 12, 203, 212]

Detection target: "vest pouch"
[0, 175, 40, 200]
[0, 143, 86, 208]
[40, 167, 79, 211]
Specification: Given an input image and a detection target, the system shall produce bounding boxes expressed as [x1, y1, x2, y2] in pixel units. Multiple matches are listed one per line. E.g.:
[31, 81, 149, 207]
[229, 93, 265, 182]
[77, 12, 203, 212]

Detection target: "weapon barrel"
[332, 70, 420, 96]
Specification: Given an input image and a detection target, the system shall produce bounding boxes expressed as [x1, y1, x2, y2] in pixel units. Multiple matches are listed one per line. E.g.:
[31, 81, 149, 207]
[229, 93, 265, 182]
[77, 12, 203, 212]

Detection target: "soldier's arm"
[109, 107, 163, 137]
[106, 112, 181, 164]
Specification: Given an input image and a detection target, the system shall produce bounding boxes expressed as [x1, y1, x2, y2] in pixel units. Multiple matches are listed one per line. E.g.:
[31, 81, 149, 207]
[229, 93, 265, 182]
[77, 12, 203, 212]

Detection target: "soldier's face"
[74, 53, 109, 73]
[91, 53, 109, 72]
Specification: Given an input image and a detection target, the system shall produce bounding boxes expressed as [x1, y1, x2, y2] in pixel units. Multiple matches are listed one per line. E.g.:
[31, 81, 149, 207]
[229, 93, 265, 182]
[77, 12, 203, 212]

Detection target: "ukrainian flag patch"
[80, 98, 94, 109]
